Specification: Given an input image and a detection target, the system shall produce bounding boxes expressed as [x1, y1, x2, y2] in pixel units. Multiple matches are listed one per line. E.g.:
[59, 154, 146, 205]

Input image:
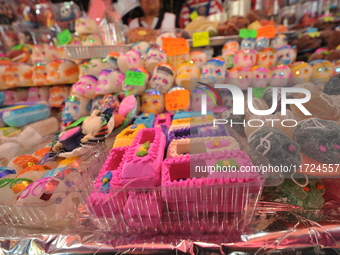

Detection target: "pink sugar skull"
[200, 57, 226, 83]
[256, 48, 277, 67]
[191, 85, 217, 111]
[118, 49, 144, 73]
[27, 87, 49, 102]
[122, 67, 149, 95]
[150, 63, 176, 93]
[222, 40, 240, 54]
[95, 69, 125, 95]
[73, 75, 98, 99]
[145, 47, 167, 73]
[276, 45, 296, 65]
[75, 17, 98, 35]
[269, 65, 292, 87]
[49, 85, 70, 108]
[189, 51, 208, 69]
[234, 49, 257, 68]
[251, 66, 271, 88]
[227, 67, 252, 90]
[289, 61, 312, 85]
[271, 34, 288, 49]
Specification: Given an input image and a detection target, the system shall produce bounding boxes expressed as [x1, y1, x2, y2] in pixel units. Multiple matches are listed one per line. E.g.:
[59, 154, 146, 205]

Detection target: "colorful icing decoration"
[0, 167, 16, 179]
[191, 85, 217, 112]
[222, 40, 240, 54]
[16, 165, 52, 180]
[112, 124, 146, 148]
[49, 85, 70, 108]
[271, 34, 288, 49]
[214, 159, 239, 169]
[150, 63, 176, 94]
[222, 50, 235, 69]
[289, 61, 312, 85]
[61, 95, 91, 124]
[117, 49, 144, 73]
[81, 34, 103, 46]
[269, 65, 292, 87]
[309, 59, 333, 84]
[105, 52, 120, 69]
[234, 49, 257, 68]
[0, 178, 32, 195]
[75, 17, 98, 35]
[276, 45, 296, 65]
[136, 141, 150, 157]
[79, 58, 110, 78]
[100, 171, 112, 193]
[32, 63, 48, 85]
[240, 38, 255, 50]
[154, 113, 171, 128]
[46, 59, 79, 85]
[145, 46, 167, 73]
[255, 37, 270, 51]
[227, 67, 252, 90]
[189, 51, 208, 69]
[250, 66, 271, 88]
[256, 48, 277, 67]
[141, 89, 164, 115]
[200, 57, 226, 83]
[73, 75, 98, 99]
[96, 69, 125, 95]
[132, 41, 150, 58]
[9, 155, 39, 171]
[175, 60, 201, 90]
[134, 113, 155, 128]
[5, 63, 33, 88]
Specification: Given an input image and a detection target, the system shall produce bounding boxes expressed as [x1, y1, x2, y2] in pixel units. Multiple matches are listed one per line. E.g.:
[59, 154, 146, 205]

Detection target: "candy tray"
[63, 45, 131, 59]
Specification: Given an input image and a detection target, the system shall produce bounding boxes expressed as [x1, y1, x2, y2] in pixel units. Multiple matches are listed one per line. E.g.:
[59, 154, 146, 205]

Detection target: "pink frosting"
[154, 113, 171, 128]
[205, 139, 230, 149]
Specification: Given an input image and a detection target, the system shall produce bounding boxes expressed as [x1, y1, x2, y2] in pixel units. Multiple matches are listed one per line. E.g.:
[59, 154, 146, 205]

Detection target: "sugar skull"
[27, 87, 50, 102]
[32, 63, 48, 85]
[234, 50, 257, 68]
[256, 48, 277, 67]
[240, 38, 256, 50]
[122, 66, 149, 95]
[271, 34, 288, 49]
[309, 60, 333, 84]
[289, 62, 312, 85]
[175, 60, 201, 90]
[201, 57, 226, 83]
[141, 89, 164, 115]
[222, 40, 240, 54]
[276, 45, 296, 65]
[332, 60, 340, 76]
[165, 86, 190, 114]
[96, 69, 125, 95]
[156, 31, 176, 47]
[132, 41, 150, 58]
[105, 52, 120, 69]
[189, 51, 208, 69]
[3, 89, 28, 105]
[79, 58, 110, 78]
[5, 63, 33, 88]
[191, 84, 217, 112]
[117, 49, 144, 73]
[222, 51, 235, 69]
[145, 47, 167, 73]
[75, 17, 98, 35]
[62, 94, 92, 124]
[49, 85, 70, 107]
[227, 67, 252, 90]
[150, 63, 176, 93]
[251, 66, 271, 88]
[81, 34, 103, 46]
[32, 45, 45, 63]
[72, 75, 98, 99]
[44, 45, 60, 62]
[269, 65, 292, 87]
[46, 59, 79, 85]
[255, 37, 270, 51]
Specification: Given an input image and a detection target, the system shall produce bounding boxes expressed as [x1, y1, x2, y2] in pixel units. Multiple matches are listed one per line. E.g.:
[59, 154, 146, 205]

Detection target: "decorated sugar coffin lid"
[133, 113, 155, 128]
[172, 111, 215, 120]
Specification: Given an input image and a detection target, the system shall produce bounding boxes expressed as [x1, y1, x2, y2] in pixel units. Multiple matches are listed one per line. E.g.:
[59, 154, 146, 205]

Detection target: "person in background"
[129, 0, 176, 29]
[179, 0, 223, 28]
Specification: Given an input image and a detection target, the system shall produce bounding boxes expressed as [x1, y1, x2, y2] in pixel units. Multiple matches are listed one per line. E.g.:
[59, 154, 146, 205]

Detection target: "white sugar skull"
[72, 75, 97, 99]
[276, 45, 296, 65]
[269, 65, 292, 87]
[251, 66, 271, 88]
[81, 34, 103, 46]
[132, 41, 150, 58]
[117, 50, 144, 73]
[79, 58, 110, 78]
[227, 67, 252, 90]
[46, 59, 79, 85]
[28, 87, 49, 102]
[32, 45, 59, 63]
[290, 62, 312, 85]
[122, 67, 149, 95]
[75, 17, 98, 35]
[62, 94, 92, 124]
[234, 50, 257, 68]
[222, 40, 240, 54]
[190, 51, 208, 69]
[255, 37, 270, 51]
[271, 34, 288, 49]
[240, 38, 256, 50]
[156, 31, 176, 47]
[150, 63, 176, 93]
[96, 69, 125, 95]
[191, 85, 217, 111]
[32, 63, 48, 85]
[5, 63, 33, 88]
[49, 85, 70, 108]
[222, 51, 235, 69]
[141, 89, 164, 115]
[310, 60, 333, 84]
[145, 47, 167, 73]
[256, 48, 277, 67]
[175, 60, 201, 90]
[44, 45, 60, 61]
[105, 52, 120, 70]
[201, 57, 226, 83]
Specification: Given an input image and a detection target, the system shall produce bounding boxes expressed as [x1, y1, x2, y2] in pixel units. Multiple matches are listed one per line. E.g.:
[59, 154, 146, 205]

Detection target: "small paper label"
[239, 29, 257, 39]
[192, 31, 210, 47]
[162, 38, 190, 56]
[165, 90, 190, 111]
[124, 71, 146, 86]
[253, 87, 269, 99]
[57, 29, 72, 45]
[190, 11, 199, 21]
[257, 25, 276, 39]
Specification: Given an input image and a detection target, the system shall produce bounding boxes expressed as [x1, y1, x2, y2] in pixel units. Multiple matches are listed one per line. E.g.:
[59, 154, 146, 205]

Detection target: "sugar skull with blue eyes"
[269, 65, 292, 87]
[132, 41, 150, 58]
[62, 95, 92, 124]
[150, 63, 176, 93]
[255, 37, 270, 51]
[191, 85, 217, 111]
[271, 34, 288, 49]
[241, 38, 256, 50]
[251, 66, 271, 88]
[234, 49, 257, 68]
[95, 69, 125, 95]
[276, 45, 296, 65]
[332, 60, 340, 76]
[309, 60, 333, 84]
[141, 89, 165, 115]
[145, 47, 167, 73]
[72, 75, 97, 99]
[289, 62, 312, 85]
[122, 67, 149, 95]
[200, 57, 226, 83]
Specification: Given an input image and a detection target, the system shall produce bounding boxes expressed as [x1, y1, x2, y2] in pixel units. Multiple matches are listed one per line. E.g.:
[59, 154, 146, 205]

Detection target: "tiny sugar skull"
[49, 85, 70, 107]
[27, 87, 50, 102]
[234, 50, 257, 68]
[117, 50, 144, 73]
[75, 17, 98, 35]
[175, 60, 201, 90]
[190, 51, 208, 69]
[105, 52, 120, 69]
[95, 69, 125, 95]
[32, 45, 45, 63]
[46, 59, 79, 85]
[333, 60, 340, 75]
[309, 60, 333, 84]
[165, 86, 190, 114]
[222, 51, 235, 69]
[276, 45, 296, 65]
[256, 48, 277, 67]
[132, 41, 150, 58]
[255, 37, 270, 51]
[72, 75, 97, 99]
[269, 65, 292, 87]
[271, 34, 288, 49]
[62, 95, 92, 124]
[240, 38, 256, 50]
[122, 67, 149, 95]
[289, 62, 313, 85]
[227, 67, 252, 90]
[156, 31, 176, 47]
[145, 47, 167, 73]
[191, 85, 217, 111]
[201, 57, 226, 83]
[5, 63, 33, 88]
[150, 63, 176, 93]
[79, 58, 110, 78]
[251, 66, 271, 88]
[141, 89, 164, 115]
[81, 34, 103, 46]
[222, 40, 240, 54]
[32, 63, 48, 85]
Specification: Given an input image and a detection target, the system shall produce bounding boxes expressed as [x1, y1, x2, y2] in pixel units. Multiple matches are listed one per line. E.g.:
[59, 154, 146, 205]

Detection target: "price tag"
[253, 87, 270, 99]
[162, 38, 190, 56]
[125, 71, 146, 86]
[192, 31, 210, 47]
[165, 90, 190, 111]
[57, 29, 72, 45]
[190, 11, 199, 21]
[239, 29, 257, 39]
[257, 25, 276, 39]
